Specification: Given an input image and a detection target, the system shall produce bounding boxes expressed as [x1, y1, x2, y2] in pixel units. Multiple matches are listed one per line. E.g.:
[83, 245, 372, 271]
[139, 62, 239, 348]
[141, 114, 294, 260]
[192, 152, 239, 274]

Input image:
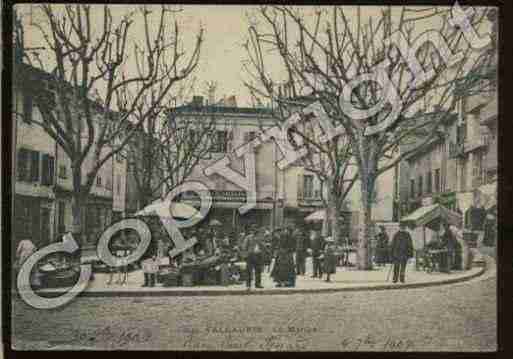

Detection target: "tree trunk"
[324, 179, 341, 242]
[357, 174, 375, 270]
[71, 167, 86, 237]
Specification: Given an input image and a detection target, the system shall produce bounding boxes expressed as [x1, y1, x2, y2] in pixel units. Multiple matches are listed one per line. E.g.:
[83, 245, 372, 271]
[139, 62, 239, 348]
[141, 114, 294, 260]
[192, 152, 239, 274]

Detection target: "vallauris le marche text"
[9, 2, 498, 352]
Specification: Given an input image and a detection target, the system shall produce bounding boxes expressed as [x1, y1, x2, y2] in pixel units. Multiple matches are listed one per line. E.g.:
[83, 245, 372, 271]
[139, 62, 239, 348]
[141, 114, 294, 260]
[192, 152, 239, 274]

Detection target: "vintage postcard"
[7, 2, 498, 353]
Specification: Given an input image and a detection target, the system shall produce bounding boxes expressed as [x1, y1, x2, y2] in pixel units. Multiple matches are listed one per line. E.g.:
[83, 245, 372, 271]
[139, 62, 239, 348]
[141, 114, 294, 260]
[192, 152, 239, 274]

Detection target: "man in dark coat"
[242, 229, 265, 289]
[390, 223, 414, 283]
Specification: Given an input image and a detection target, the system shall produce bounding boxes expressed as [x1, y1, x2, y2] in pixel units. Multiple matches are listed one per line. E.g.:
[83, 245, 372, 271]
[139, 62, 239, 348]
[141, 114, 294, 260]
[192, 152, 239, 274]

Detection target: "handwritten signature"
[183, 330, 309, 351]
[71, 326, 152, 345]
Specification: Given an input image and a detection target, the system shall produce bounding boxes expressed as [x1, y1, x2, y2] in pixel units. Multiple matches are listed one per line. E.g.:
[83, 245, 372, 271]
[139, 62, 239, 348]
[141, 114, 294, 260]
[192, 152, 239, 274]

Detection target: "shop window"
[418, 175, 423, 197]
[97, 176, 102, 187]
[426, 172, 432, 194]
[410, 179, 415, 199]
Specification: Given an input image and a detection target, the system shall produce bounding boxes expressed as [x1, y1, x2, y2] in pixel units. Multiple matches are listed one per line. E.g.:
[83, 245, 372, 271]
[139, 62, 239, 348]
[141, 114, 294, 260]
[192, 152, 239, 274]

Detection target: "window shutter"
[17, 148, 28, 181]
[30, 150, 40, 182]
[41, 154, 50, 185]
[42, 155, 55, 186]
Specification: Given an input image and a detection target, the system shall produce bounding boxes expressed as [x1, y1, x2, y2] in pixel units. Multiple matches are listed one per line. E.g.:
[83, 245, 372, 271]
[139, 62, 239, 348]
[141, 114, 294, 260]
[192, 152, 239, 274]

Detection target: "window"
[426, 172, 432, 194]
[41, 154, 55, 186]
[22, 93, 33, 123]
[17, 148, 29, 181]
[211, 131, 228, 152]
[30, 151, 39, 182]
[17, 149, 39, 183]
[418, 175, 423, 197]
[434, 169, 440, 193]
[96, 176, 102, 187]
[410, 179, 415, 199]
[472, 152, 484, 187]
[58, 165, 67, 179]
[303, 175, 314, 198]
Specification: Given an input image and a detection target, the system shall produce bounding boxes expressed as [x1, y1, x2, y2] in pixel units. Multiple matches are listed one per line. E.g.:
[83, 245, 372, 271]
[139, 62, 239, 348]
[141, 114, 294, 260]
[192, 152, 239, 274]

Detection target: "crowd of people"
[161, 224, 343, 289]
[13, 207, 488, 290]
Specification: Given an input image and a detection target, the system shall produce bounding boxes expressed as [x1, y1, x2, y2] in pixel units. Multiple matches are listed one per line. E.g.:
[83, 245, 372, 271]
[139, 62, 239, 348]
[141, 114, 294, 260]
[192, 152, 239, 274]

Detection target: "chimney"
[192, 96, 204, 107]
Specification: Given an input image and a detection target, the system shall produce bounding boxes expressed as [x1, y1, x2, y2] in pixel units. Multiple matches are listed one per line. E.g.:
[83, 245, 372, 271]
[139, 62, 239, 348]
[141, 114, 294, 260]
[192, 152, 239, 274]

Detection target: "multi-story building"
[395, 9, 498, 221]
[13, 63, 128, 247]
[395, 96, 497, 218]
[168, 96, 325, 231]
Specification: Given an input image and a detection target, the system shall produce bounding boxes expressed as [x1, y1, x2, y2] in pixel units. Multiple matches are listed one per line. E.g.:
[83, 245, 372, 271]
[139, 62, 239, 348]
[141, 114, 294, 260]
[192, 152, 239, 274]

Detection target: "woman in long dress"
[271, 228, 296, 287]
[322, 238, 337, 282]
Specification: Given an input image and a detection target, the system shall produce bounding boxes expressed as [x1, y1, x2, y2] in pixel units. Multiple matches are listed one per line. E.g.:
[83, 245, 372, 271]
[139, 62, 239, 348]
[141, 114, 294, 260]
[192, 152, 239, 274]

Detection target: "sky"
[16, 4, 493, 108]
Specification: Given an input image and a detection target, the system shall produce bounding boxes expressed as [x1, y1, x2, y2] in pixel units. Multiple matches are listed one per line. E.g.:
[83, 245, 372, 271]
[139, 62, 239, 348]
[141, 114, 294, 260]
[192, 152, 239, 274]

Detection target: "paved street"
[11, 260, 496, 351]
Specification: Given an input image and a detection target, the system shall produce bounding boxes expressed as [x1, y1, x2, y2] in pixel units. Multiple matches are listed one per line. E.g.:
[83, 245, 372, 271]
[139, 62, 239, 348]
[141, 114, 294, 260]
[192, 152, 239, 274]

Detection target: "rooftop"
[170, 105, 275, 117]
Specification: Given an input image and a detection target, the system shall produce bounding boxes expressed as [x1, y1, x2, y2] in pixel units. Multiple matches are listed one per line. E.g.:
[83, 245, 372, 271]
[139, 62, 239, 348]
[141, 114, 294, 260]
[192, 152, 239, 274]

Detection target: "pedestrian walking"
[390, 223, 414, 283]
[322, 237, 337, 282]
[271, 227, 296, 287]
[294, 228, 307, 275]
[242, 229, 265, 289]
[310, 230, 324, 278]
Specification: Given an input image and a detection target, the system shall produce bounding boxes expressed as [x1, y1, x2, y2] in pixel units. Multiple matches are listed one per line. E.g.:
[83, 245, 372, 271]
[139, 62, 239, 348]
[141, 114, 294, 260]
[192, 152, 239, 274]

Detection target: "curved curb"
[25, 263, 487, 298]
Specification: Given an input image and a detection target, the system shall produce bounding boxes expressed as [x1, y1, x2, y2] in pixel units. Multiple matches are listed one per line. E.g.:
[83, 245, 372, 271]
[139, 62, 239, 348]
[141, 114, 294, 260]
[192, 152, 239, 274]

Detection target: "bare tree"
[244, 5, 496, 269]
[13, 5, 203, 235]
[125, 79, 215, 209]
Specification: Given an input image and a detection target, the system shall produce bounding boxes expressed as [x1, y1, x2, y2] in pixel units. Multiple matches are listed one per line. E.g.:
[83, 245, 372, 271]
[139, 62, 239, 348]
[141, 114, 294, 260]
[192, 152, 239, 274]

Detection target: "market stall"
[400, 204, 464, 272]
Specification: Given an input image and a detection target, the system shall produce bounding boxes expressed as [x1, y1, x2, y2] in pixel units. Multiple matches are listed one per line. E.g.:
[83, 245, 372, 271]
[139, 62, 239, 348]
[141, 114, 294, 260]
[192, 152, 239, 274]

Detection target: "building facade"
[395, 95, 497, 220]
[13, 64, 128, 248]
[168, 96, 325, 232]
